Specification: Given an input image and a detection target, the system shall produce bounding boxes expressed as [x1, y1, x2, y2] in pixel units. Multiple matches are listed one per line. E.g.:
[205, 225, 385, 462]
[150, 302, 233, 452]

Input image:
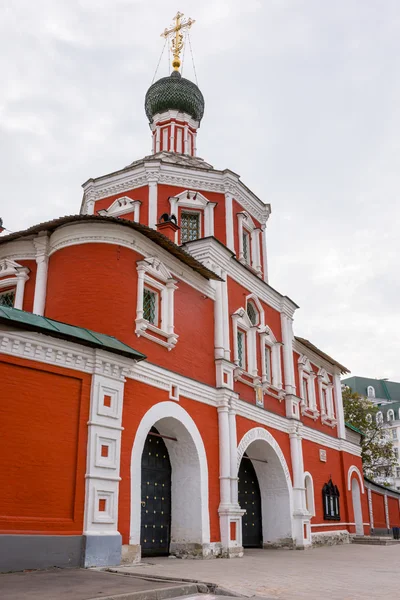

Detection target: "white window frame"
[135, 257, 178, 350]
[237, 211, 262, 274]
[98, 196, 141, 221]
[318, 368, 337, 428]
[367, 385, 375, 398]
[169, 190, 217, 243]
[387, 409, 395, 422]
[298, 355, 319, 420]
[237, 328, 247, 371]
[180, 209, 202, 244]
[0, 259, 29, 310]
[376, 411, 383, 425]
[232, 308, 258, 378]
[260, 327, 283, 395]
[304, 472, 316, 517]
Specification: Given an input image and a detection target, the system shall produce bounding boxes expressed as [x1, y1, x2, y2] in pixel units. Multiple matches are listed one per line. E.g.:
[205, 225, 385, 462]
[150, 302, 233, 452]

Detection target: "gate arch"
[130, 402, 210, 554]
[237, 427, 293, 545]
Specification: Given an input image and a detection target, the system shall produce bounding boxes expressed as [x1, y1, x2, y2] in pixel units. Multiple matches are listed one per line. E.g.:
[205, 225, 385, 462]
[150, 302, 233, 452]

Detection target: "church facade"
[0, 19, 370, 571]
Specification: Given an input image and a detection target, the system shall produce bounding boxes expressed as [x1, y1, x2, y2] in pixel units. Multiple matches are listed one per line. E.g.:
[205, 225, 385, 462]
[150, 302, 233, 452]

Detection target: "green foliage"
[343, 386, 397, 482]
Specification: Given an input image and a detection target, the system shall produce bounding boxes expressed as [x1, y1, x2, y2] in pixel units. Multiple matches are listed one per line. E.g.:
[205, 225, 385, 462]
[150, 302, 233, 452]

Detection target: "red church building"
[0, 15, 373, 572]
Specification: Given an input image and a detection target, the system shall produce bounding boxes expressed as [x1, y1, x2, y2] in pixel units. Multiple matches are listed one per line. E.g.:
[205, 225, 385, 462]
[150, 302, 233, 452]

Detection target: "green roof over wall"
[342, 375, 400, 402]
[0, 306, 146, 362]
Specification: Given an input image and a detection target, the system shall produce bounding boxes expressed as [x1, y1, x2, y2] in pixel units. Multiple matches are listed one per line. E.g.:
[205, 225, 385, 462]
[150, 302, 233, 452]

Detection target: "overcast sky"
[1, 1, 399, 382]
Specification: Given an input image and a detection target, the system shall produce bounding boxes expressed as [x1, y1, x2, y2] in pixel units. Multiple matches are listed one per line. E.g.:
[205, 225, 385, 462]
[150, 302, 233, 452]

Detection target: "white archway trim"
[237, 427, 292, 486]
[347, 465, 365, 494]
[304, 471, 316, 517]
[129, 401, 210, 545]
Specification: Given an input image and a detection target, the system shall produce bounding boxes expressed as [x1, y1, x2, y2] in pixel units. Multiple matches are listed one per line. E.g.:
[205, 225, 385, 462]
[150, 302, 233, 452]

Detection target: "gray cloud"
[1, 0, 399, 380]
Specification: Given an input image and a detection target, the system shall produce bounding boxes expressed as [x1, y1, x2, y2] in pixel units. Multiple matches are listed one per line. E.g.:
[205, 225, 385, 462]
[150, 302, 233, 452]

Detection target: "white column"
[33, 234, 50, 316]
[221, 271, 230, 361]
[184, 124, 189, 155]
[367, 487, 374, 530]
[136, 267, 145, 320]
[289, 424, 310, 547]
[261, 224, 269, 283]
[214, 276, 225, 360]
[14, 269, 29, 310]
[86, 200, 95, 215]
[193, 131, 197, 156]
[155, 126, 161, 153]
[166, 279, 177, 335]
[169, 122, 175, 152]
[281, 314, 296, 395]
[384, 495, 390, 530]
[147, 179, 158, 229]
[229, 402, 238, 506]
[333, 370, 346, 439]
[225, 193, 235, 253]
[251, 229, 262, 273]
[218, 401, 231, 508]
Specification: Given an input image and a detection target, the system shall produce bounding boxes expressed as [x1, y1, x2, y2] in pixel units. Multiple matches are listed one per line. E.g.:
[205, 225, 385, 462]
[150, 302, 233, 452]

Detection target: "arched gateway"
[130, 402, 210, 558]
[237, 428, 294, 547]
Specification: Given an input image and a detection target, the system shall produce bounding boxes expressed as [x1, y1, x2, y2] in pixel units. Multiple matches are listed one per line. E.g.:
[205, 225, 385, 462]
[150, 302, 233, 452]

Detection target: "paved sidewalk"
[113, 544, 400, 600]
[0, 568, 201, 600]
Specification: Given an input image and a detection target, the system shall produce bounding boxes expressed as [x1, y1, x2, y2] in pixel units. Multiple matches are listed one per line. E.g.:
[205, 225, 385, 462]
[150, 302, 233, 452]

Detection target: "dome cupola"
[145, 71, 205, 124]
[145, 12, 203, 157]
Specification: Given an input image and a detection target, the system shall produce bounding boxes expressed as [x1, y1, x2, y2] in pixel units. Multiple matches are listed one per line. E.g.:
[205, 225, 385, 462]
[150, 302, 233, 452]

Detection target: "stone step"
[352, 536, 400, 545]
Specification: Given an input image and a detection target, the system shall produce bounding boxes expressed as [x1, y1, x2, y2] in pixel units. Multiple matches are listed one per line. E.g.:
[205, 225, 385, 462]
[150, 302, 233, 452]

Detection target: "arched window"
[304, 472, 315, 517]
[376, 411, 383, 425]
[367, 386, 375, 398]
[322, 479, 340, 521]
[387, 409, 395, 422]
[246, 301, 258, 326]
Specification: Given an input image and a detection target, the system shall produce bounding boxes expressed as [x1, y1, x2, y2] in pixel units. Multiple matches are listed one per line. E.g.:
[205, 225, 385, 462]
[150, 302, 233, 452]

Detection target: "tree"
[343, 386, 397, 483]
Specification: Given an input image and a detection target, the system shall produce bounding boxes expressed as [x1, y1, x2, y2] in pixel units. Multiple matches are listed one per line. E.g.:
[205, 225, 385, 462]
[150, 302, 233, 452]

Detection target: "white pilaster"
[14, 268, 29, 310]
[225, 193, 235, 253]
[229, 401, 239, 507]
[169, 122, 175, 152]
[261, 225, 269, 283]
[33, 233, 50, 316]
[184, 124, 189, 155]
[155, 126, 161, 153]
[221, 271, 231, 361]
[289, 423, 311, 547]
[147, 179, 158, 229]
[333, 370, 346, 439]
[384, 495, 390, 530]
[281, 313, 296, 395]
[218, 401, 231, 509]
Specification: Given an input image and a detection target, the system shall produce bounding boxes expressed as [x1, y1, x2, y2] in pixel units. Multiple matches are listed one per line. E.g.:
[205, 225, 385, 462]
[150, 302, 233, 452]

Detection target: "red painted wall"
[0, 355, 90, 535]
[387, 496, 400, 528]
[119, 379, 220, 543]
[45, 243, 216, 386]
[371, 491, 386, 529]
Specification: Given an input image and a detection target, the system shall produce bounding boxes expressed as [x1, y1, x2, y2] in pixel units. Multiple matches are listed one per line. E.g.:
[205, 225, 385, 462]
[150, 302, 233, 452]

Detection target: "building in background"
[342, 376, 400, 490]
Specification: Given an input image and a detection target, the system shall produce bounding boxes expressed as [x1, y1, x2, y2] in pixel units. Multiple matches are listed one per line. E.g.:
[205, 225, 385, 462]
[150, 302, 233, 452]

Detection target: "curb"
[86, 582, 200, 600]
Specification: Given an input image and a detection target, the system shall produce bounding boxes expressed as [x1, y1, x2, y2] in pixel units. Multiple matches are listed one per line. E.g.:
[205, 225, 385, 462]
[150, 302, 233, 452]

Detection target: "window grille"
[143, 288, 157, 325]
[0, 290, 15, 308]
[264, 346, 271, 383]
[237, 330, 245, 370]
[247, 301, 258, 326]
[181, 212, 200, 243]
[322, 479, 340, 521]
[242, 231, 250, 263]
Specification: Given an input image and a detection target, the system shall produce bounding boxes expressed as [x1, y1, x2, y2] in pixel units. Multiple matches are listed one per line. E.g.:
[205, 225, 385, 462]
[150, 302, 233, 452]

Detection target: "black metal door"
[238, 455, 263, 547]
[141, 428, 172, 556]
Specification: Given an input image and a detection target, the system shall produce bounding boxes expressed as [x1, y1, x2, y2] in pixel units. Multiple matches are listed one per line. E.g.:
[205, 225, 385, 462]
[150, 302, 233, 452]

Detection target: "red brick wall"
[94, 187, 149, 226]
[371, 491, 386, 529]
[45, 243, 216, 386]
[388, 496, 400, 528]
[0, 355, 90, 534]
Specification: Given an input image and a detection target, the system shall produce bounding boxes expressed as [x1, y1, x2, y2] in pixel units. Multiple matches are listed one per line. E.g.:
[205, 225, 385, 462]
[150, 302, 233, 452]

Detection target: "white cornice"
[48, 221, 215, 299]
[0, 239, 36, 262]
[182, 237, 297, 315]
[0, 327, 132, 381]
[81, 161, 270, 225]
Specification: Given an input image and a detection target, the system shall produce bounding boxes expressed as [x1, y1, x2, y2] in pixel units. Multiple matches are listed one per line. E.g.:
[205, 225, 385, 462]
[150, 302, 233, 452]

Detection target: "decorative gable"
[98, 196, 141, 220]
[0, 259, 26, 279]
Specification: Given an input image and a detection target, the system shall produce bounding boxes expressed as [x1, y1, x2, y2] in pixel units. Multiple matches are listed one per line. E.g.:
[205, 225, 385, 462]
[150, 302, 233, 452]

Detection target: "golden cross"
[161, 11, 196, 72]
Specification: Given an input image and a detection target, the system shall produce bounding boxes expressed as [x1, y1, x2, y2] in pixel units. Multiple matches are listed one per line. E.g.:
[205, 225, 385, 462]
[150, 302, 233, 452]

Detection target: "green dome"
[145, 71, 205, 124]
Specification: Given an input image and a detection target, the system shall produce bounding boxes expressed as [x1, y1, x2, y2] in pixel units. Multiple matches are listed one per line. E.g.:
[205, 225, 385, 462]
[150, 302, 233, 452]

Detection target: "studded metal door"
[140, 428, 172, 556]
[238, 456, 263, 547]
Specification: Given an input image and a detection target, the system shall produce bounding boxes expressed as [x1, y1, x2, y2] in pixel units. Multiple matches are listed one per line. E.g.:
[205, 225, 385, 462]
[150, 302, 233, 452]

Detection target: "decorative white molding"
[169, 190, 217, 242]
[0, 329, 133, 381]
[0, 259, 29, 310]
[347, 465, 365, 494]
[98, 197, 141, 221]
